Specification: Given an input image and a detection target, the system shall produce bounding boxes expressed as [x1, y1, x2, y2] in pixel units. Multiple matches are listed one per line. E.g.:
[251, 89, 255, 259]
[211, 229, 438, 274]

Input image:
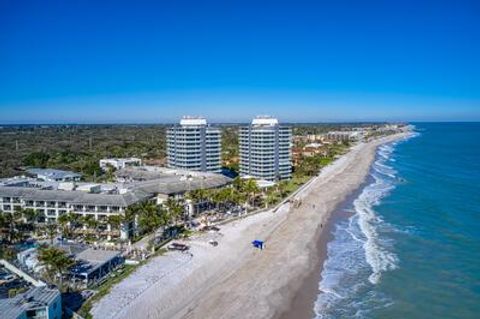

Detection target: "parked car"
[167, 243, 190, 251]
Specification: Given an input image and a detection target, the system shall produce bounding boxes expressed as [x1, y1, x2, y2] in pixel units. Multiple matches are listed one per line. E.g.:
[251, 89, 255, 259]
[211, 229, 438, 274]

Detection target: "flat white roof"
[100, 158, 141, 163]
[252, 116, 278, 126]
[180, 116, 207, 126]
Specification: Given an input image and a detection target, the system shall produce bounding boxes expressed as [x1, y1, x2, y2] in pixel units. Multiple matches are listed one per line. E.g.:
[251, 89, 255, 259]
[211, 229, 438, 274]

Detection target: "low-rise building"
[99, 158, 142, 171]
[0, 168, 232, 238]
[0, 286, 62, 319]
[326, 131, 362, 142]
[68, 247, 124, 288]
[0, 260, 61, 319]
[0, 186, 148, 223]
[26, 168, 82, 182]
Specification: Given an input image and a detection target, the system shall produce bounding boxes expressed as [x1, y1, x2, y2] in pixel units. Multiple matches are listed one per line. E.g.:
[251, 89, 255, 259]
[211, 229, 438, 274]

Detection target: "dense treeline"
[292, 122, 386, 136]
[0, 123, 373, 180]
[0, 124, 167, 179]
[221, 126, 239, 173]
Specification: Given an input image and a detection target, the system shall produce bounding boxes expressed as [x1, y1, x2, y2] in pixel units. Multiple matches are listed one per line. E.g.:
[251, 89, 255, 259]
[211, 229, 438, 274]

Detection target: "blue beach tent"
[252, 240, 264, 250]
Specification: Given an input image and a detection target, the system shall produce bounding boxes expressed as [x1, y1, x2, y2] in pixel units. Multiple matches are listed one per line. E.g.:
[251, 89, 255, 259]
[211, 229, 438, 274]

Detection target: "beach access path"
[91, 133, 409, 319]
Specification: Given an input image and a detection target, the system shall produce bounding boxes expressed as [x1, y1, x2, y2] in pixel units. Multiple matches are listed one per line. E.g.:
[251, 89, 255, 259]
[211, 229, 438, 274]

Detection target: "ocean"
[313, 123, 480, 319]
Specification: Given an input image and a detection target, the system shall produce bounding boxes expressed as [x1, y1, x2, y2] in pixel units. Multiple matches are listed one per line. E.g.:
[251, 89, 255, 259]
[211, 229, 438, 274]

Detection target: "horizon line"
[2, 120, 480, 126]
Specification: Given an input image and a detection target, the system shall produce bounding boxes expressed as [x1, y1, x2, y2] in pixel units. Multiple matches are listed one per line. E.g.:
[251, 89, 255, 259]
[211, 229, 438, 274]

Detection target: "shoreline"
[277, 133, 411, 319]
[277, 172, 377, 319]
[91, 132, 411, 319]
[277, 204, 337, 319]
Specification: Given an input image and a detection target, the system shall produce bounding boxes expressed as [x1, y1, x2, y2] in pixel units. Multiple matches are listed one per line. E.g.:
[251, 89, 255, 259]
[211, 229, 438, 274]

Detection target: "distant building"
[99, 158, 142, 171]
[27, 168, 81, 182]
[326, 131, 362, 142]
[167, 116, 221, 172]
[239, 116, 292, 181]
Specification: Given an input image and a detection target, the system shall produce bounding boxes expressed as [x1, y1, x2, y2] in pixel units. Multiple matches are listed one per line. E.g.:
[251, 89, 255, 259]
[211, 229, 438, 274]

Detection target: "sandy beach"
[91, 133, 410, 319]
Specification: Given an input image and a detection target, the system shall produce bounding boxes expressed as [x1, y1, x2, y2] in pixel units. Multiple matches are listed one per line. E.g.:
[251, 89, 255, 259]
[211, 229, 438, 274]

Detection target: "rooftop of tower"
[179, 116, 207, 126]
[251, 116, 279, 126]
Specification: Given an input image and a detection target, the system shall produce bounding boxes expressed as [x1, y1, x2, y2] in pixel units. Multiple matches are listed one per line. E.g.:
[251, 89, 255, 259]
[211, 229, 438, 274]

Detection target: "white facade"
[167, 116, 221, 172]
[0, 194, 126, 223]
[326, 131, 362, 141]
[239, 116, 292, 181]
[99, 157, 142, 171]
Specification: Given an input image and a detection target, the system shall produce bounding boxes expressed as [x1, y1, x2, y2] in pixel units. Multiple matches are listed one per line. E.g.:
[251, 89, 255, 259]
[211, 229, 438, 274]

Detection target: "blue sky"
[0, 0, 479, 123]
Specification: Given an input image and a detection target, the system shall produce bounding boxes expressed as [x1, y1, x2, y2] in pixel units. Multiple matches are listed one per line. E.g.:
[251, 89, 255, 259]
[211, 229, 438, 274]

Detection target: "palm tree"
[57, 214, 72, 238]
[243, 178, 260, 208]
[0, 244, 16, 261]
[232, 176, 245, 192]
[44, 221, 57, 245]
[215, 188, 232, 212]
[36, 210, 46, 224]
[185, 189, 208, 215]
[209, 190, 222, 210]
[107, 214, 122, 232]
[122, 203, 141, 238]
[87, 218, 99, 232]
[137, 202, 162, 234]
[164, 198, 184, 225]
[21, 208, 38, 222]
[123, 205, 138, 224]
[104, 164, 116, 182]
[0, 212, 14, 243]
[0, 211, 24, 243]
[83, 215, 100, 236]
[38, 245, 75, 289]
[265, 192, 279, 208]
[277, 180, 290, 197]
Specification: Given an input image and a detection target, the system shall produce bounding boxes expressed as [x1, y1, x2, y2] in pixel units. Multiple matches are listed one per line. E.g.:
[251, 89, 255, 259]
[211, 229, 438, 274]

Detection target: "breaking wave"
[313, 140, 409, 318]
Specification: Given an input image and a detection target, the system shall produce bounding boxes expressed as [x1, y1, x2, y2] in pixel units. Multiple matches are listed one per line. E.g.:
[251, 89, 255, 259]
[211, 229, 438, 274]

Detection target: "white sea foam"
[314, 139, 404, 318]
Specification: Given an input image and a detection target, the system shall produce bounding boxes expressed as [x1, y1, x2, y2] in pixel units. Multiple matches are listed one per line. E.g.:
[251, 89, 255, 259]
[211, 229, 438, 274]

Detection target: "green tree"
[164, 198, 184, 225]
[38, 245, 75, 288]
[0, 244, 16, 261]
[43, 221, 58, 245]
[243, 178, 260, 207]
[265, 192, 279, 208]
[137, 202, 164, 234]
[1, 211, 24, 243]
[107, 214, 122, 231]
[57, 213, 73, 238]
[23, 151, 50, 167]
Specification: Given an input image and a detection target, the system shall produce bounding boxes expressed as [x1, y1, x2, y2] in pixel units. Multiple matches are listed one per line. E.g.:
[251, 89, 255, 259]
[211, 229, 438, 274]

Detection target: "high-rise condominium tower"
[167, 116, 221, 172]
[239, 116, 292, 181]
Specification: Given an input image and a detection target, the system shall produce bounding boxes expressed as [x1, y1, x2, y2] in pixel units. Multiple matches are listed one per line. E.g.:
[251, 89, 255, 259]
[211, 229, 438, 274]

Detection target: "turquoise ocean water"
[314, 123, 480, 319]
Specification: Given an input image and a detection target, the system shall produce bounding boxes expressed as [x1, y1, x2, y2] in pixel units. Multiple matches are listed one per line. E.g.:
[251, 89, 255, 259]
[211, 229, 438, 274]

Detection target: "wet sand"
[277, 177, 374, 319]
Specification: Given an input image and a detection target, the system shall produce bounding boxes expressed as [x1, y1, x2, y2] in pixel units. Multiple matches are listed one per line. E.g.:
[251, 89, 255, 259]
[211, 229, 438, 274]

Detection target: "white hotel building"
[239, 116, 292, 181]
[167, 117, 222, 172]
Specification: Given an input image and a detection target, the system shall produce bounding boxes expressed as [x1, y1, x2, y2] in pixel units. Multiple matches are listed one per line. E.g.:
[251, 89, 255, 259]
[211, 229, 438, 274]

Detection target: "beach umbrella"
[252, 240, 264, 250]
